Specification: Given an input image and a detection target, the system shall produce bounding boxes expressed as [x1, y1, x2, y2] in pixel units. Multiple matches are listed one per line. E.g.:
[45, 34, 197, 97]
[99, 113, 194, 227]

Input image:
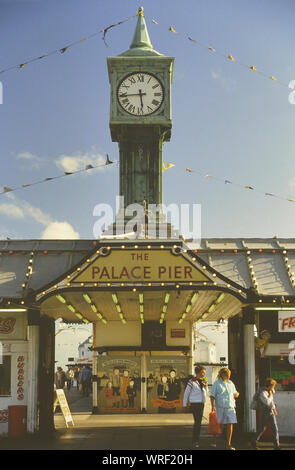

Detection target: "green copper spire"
[120, 7, 163, 57]
[130, 7, 152, 50]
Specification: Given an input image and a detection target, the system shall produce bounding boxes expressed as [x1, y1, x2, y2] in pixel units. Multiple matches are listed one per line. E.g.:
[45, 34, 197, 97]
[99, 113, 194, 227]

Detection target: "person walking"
[55, 367, 66, 389]
[251, 378, 280, 450]
[66, 368, 74, 390]
[210, 367, 239, 450]
[183, 365, 208, 448]
[80, 366, 92, 397]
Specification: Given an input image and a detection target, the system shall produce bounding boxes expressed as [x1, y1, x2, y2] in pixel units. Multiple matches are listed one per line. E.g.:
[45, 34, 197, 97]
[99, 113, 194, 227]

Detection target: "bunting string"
[185, 166, 295, 204]
[151, 18, 294, 91]
[0, 155, 116, 197]
[1, 156, 295, 206]
[1, 12, 293, 93]
[0, 16, 135, 75]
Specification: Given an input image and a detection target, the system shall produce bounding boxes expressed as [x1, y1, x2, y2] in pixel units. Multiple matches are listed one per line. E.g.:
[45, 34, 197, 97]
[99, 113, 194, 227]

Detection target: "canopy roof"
[0, 238, 294, 325]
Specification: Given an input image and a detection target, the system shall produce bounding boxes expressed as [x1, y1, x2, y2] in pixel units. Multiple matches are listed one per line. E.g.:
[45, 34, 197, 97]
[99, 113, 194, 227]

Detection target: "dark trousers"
[255, 411, 280, 447]
[190, 403, 205, 444]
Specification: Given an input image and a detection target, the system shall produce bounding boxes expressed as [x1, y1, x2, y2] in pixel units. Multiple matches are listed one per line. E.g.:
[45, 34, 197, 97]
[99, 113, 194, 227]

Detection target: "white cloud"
[41, 221, 80, 239]
[55, 151, 106, 173]
[21, 200, 52, 226]
[0, 195, 80, 240]
[0, 203, 25, 219]
[16, 152, 42, 169]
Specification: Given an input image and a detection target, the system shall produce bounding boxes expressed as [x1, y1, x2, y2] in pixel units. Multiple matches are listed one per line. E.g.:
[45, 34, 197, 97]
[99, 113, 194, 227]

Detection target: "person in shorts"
[210, 368, 239, 450]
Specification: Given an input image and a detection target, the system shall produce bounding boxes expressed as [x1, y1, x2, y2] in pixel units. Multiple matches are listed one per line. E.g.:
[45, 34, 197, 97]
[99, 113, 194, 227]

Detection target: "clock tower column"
[106, 8, 176, 237]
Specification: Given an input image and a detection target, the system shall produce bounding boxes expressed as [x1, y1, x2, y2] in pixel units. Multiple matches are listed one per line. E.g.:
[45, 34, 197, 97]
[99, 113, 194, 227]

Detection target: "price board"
[55, 389, 74, 427]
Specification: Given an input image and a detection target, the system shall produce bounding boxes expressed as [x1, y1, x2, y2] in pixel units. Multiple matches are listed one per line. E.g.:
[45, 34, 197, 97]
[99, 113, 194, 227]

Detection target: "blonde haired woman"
[210, 368, 239, 450]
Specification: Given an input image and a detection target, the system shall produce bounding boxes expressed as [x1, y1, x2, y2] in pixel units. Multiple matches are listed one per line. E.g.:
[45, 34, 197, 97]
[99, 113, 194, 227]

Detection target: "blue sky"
[0, 0, 295, 240]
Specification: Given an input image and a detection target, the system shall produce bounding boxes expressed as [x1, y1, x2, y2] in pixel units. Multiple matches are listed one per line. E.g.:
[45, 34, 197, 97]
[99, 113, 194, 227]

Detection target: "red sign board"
[170, 329, 185, 338]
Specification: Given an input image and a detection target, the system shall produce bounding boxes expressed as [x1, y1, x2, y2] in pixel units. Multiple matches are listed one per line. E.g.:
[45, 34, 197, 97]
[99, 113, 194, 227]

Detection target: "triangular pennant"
[250, 66, 257, 71]
[225, 180, 232, 184]
[270, 76, 277, 81]
[105, 154, 113, 165]
[207, 46, 216, 52]
[245, 185, 254, 190]
[22, 184, 32, 188]
[3, 186, 13, 193]
[185, 168, 193, 173]
[188, 37, 197, 43]
[228, 55, 235, 61]
[152, 19, 159, 25]
[85, 164, 94, 170]
[64, 172, 73, 176]
[18, 63, 28, 69]
[60, 46, 70, 54]
[169, 26, 178, 33]
[44, 177, 54, 181]
[166, 163, 175, 170]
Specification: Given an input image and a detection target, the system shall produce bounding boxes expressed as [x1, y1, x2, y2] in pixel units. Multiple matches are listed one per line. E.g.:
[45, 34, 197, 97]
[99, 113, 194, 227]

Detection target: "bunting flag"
[151, 19, 294, 91]
[105, 154, 113, 165]
[163, 162, 175, 171]
[0, 16, 135, 75]
[0, 156, 116, 197]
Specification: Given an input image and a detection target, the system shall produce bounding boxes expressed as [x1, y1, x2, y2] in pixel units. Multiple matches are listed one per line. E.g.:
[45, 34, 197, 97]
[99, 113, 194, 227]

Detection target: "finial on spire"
[137, 7, 144, 16]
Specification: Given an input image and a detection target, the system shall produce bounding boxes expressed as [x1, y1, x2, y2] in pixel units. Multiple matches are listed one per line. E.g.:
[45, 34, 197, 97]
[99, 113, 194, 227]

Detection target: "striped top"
[183, 379, 208, 406]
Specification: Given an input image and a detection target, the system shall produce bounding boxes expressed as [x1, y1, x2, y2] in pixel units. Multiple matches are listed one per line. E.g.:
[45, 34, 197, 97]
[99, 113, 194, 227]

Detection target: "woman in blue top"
[210, 368, 239, 450]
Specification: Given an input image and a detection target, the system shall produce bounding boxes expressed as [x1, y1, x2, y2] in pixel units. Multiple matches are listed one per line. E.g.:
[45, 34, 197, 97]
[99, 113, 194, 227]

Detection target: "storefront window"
[270, 356, 295, 391]
[0, 356, 11, 396]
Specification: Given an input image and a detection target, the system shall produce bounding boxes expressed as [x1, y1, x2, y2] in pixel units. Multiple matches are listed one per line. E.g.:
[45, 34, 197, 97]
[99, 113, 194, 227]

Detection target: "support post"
[38, 316, 55, 435]
[189, 321, 194, 375]
[92, 322, 98, 414]
[141, 352, 147, 412]
[27, 324, 39, 433]
[243, 307, 256, 433]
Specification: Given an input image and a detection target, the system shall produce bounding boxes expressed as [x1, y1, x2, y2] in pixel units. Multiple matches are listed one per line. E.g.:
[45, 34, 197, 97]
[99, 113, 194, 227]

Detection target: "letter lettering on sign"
[92, 267, 100, 279]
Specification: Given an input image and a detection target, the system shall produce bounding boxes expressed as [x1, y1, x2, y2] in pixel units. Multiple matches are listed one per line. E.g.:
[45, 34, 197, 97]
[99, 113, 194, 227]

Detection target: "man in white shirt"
[183, 365, 208, 448]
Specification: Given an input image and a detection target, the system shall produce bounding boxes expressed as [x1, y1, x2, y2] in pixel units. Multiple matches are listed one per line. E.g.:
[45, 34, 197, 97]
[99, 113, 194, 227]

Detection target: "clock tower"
[107, 8, 176, 237]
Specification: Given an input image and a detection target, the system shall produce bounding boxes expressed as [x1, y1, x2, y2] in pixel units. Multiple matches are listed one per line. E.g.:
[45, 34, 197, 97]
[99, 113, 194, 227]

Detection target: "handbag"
[250, 391, 259, 410]
[209, 411, 222, 435]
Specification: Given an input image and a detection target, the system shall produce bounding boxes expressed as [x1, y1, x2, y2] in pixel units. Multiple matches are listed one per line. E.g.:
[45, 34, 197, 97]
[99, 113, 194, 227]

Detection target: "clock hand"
[119, 92, 147, 97]
[138, 89, 144, 108]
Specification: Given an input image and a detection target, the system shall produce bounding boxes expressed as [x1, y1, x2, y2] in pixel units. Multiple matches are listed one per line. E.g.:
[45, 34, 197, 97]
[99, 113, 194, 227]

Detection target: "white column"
[92, 322, 98, 413]
[141, 352, 147, 412]
[27, 325, 39, 433]
[189, 321, 194, 375]
[244, 322, 256, 432]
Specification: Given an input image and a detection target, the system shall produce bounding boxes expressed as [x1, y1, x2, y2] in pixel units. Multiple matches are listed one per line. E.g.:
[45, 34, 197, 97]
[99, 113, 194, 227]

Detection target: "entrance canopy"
[1, 238, 295, 324]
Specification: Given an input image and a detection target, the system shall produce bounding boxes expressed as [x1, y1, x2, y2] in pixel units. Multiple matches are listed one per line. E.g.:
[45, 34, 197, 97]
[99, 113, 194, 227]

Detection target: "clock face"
[117, 72, 164, 116]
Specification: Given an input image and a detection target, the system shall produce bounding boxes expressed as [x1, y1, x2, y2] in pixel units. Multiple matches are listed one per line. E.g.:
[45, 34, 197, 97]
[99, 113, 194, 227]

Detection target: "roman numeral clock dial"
[117, 72, 164, 116]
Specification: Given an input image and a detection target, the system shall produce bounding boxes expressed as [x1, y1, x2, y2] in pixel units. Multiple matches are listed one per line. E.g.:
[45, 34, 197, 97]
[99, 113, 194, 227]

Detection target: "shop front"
[256, 309, 295, 436]
[0, 310, 32, 435]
